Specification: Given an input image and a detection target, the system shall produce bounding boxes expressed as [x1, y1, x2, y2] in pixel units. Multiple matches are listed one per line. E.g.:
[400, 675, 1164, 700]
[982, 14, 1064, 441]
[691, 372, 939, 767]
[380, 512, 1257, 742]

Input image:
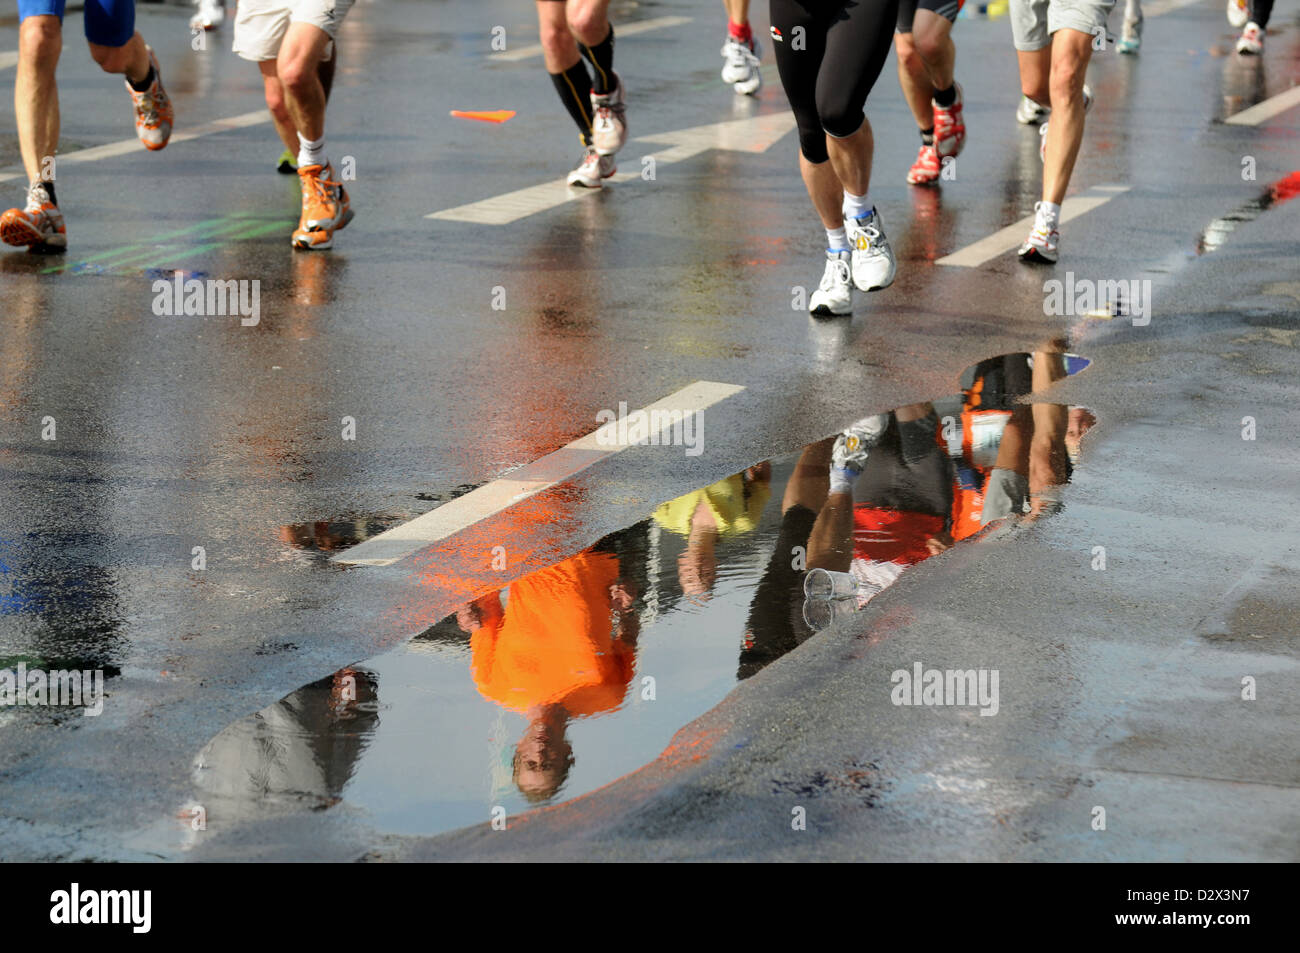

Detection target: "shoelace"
[302, 171, 341, 214]
[821, 258, 850, 290]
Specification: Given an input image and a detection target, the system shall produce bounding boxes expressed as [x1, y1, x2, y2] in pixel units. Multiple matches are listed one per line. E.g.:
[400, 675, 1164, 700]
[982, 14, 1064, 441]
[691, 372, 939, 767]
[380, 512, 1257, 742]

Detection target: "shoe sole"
[293, 208, 354, 249]
[810, 303, 851, 317]
[1, 218, 65, 250]
[1018, 247, 1058, 264]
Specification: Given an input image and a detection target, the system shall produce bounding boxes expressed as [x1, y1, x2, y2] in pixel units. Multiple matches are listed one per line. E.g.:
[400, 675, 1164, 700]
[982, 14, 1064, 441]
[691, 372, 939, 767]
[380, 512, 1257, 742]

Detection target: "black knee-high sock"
[550, 60, 595, 146]
[579, 26, 616, 95]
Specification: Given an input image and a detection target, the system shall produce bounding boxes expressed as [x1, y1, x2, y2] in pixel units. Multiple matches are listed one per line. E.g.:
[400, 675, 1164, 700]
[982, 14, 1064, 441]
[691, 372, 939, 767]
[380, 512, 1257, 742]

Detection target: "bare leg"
[277, 23, 332, 143]
[895, 32, 934, 130]
[87, 31, 150, 85]
[1042, 29, 1093, 205]
[15, 16, 62, 185]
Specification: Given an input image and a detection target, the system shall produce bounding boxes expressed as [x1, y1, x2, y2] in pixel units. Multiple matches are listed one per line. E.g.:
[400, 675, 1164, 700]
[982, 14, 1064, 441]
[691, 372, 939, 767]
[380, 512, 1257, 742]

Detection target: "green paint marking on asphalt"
[42, 214, 284, 275]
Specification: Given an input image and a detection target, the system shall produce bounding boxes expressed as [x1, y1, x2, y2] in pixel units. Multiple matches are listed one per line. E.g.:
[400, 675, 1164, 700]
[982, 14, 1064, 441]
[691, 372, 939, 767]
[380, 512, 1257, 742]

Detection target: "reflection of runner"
[654, 465, 771, 600]
[950, 353, 1031, 540]
[192, 669, 380, 810]
[2, 0, 173, 252]
[808, 408, 954, 604]
[456, 548, 640, 801]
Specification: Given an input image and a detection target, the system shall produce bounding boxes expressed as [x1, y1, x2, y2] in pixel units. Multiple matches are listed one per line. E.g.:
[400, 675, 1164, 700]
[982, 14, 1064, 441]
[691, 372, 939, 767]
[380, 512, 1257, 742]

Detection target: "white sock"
[826, 226, 849, 251]
[829, 468, 858, 496]
[297, 133, 327, 170]
[843, 190, 872, 221]
[1038, 201, 1061, 227]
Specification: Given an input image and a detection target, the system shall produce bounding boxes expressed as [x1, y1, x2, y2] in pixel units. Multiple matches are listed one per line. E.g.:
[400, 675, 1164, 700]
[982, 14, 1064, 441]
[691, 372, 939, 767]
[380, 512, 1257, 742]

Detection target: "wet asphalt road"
[0, 0, 1298, 860]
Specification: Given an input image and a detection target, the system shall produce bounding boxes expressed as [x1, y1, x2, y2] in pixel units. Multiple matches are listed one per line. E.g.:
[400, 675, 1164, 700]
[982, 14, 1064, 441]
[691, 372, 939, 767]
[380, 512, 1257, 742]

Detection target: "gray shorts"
[1009, 0, 1115, 51]
[981, 467, 1029, 524]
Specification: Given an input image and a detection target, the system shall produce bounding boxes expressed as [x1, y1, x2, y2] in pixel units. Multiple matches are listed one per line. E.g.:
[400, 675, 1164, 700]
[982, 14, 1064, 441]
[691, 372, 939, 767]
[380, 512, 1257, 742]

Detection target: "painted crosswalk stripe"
[936, 185, 1130, 268]
[1226, 85, 1300, 126]
[0, 110, 271, 184]
[489, 16, 693, 63]
[334, 380, 746, 567]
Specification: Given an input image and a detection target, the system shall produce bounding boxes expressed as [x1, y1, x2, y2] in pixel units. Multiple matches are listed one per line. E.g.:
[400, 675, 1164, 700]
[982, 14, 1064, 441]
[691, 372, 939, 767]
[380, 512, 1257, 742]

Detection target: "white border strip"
[1226, 84, 1300, 126]
[936, 184, 1131, 268]
[334, 380, 746, 567]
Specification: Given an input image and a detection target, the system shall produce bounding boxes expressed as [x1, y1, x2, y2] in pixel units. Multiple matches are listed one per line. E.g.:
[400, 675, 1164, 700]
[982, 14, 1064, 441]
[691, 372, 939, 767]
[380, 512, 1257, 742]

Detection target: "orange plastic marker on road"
[450, 110, 516, 123]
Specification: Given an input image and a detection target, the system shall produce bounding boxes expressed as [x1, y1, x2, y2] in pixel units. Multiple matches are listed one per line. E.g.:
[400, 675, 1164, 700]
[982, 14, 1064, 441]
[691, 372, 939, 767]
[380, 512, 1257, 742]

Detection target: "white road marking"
[1142, 0, 1206, 16]
[428, 112, 797, 225]
[489, 16, 693, 63]
[1226, 84, 1300, 126]
[936, 185, 1131, 268]
[0, 110, 271, 184]
[0, 51, 19, 70]
[334, 380, 747, 567]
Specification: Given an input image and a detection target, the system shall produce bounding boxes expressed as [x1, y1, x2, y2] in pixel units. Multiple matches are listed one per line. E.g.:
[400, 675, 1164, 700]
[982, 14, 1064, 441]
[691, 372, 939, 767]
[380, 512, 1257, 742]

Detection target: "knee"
[539, 22, 573, 59]
[914, 29, 945, 64]
[277, 55, 315, 95]
[19, 16, 61, 66]
[815, 93, 862, 140]
[88, 39, 134, 74]
[896, 35, 922, 71]
[568, 8, 606, 42]
[799, 133, 829, 165]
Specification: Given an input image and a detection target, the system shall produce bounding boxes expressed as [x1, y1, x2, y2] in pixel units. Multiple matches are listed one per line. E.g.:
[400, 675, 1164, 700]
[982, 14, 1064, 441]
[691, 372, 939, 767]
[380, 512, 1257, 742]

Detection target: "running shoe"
[932, 83, 965, 159]
[1227, 0, 1250, 27]
[1237, 22, 1264, 54]
[292, 162, 353, 250]
[832, 414, 889, 471]
[0, 182, 66, 252]
[1118, 12, 1143, 53]
[127, 48, 173, 151]
[277, 148, 297, 174]
[189, 0, 224, 31]
[1016, 95, 1049, 125]
[566, 147, 616, 188]
[1017, 201, 1059, 264]
[906, 143, 941, 185]
[809, 250, 853, 317]
[591, 73, 628, 156]
[844, 208, 896, 292]
[720, 36, 762, 96]
[1039, 84, 1093, 162]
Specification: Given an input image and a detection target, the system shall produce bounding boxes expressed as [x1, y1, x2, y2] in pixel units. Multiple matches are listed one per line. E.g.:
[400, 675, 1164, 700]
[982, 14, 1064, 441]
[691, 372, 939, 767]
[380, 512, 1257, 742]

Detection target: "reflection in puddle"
[1196, 170, 1300, 254]
[186, 346, 1094, 844]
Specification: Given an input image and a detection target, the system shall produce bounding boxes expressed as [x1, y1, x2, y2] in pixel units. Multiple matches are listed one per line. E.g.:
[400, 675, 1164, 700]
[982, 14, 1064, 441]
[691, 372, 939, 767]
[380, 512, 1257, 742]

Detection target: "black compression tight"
[770, 0, 900, 163]
[1250, 0, 1274, 28]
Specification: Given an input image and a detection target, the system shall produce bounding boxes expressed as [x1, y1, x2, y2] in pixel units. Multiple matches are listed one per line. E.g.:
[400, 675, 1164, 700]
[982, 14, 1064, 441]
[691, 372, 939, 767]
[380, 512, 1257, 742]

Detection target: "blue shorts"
[18, 0, 136, 48]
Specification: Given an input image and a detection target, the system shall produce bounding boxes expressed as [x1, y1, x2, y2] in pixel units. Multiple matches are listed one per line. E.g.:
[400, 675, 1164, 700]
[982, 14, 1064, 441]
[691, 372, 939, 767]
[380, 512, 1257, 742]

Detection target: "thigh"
[82, 0, 134, 47]
[771, 0, 829, 113]
[819, 0, 899, 114]
[290, 0, 356, 40]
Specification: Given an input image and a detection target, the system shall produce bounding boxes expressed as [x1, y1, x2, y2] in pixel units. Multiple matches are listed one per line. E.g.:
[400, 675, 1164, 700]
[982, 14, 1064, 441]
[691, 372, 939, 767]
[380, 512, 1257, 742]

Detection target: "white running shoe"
[591, 74, 628, 156]
[1237, 22, 1264, 54]
[833, 414, 889, 471]
[1018, 202, 1060, 264]
[567, 147, 617, 188]
[1227, 0, 1250, 27]
[720, 36, 762, 95]
[809, 250, 853, 316]
[844, 208, 896, 292]
[189, 0, 224, 31]
[1039, 84, 1093, 162]
[1016, 95, 1049, 125]
[1118, 13, 1143, 53]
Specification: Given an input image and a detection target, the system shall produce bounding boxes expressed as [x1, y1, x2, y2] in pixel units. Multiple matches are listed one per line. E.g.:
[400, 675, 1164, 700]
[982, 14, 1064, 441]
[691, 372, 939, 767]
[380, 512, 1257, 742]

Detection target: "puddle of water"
[183, 347, 1095, 846]
[1196, 170, 1300, 254]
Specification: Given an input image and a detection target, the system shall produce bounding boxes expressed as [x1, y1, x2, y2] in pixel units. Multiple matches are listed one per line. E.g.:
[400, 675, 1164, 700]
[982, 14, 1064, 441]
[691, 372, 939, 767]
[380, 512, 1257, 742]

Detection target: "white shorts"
[232, 0, 355, 63]
[1009, 0, 1115, 51]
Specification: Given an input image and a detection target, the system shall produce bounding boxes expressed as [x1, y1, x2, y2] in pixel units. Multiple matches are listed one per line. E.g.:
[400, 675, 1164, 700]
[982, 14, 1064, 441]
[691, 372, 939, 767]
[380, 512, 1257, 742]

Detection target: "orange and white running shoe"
[292, 162, 353, 250]
[127, 48, 173, 151]
[932, 84, 965, 159]
[1, 182, 66, 251]
[906, 143, 941, 185]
